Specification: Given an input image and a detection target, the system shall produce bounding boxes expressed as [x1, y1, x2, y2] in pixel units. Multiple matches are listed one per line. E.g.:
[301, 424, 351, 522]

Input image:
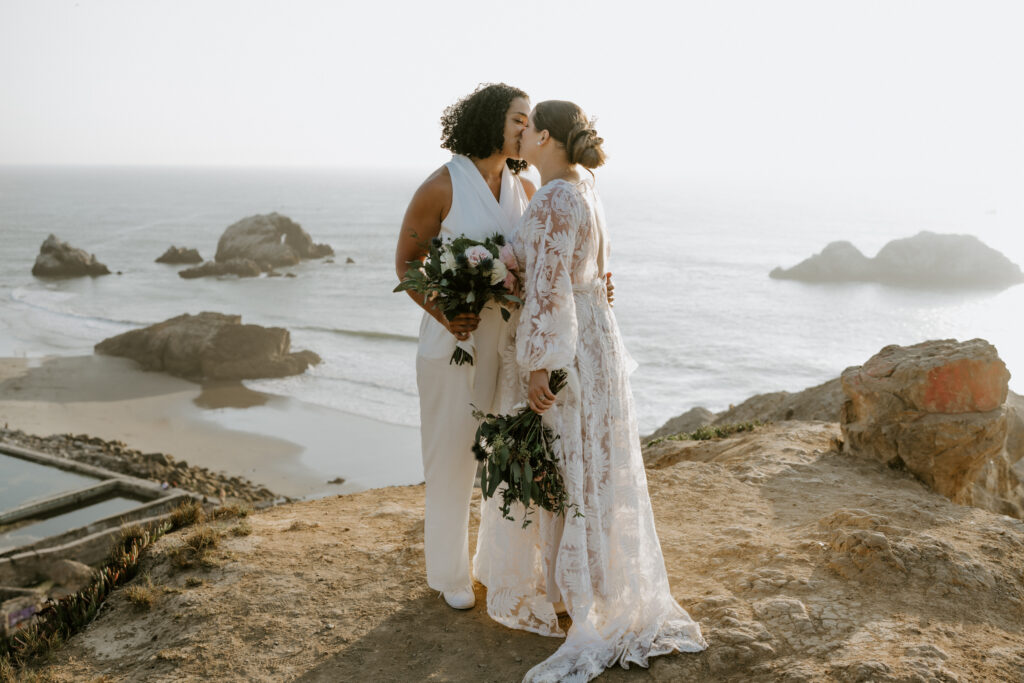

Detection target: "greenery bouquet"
[472, 369, 582, 527]
[394, 232, 520, 366]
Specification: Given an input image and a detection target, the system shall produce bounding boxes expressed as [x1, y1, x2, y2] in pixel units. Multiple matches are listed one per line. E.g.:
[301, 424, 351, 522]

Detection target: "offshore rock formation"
[155, 246, 202, 264]
[214, 213, 332, 268]
[31, 234, 111, 278]
[178, 258, 262, 279]
[180, 213, 333, 278]
[770, 231, 1024, 289]
[94, 312, 320, 381]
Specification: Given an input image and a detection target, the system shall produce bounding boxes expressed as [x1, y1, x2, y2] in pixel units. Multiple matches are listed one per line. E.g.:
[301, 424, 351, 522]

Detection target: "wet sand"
[0, 355, 421, 499]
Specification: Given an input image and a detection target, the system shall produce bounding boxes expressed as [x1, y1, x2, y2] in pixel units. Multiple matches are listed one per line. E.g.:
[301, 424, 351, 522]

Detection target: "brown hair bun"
[534, 100, 606, 169]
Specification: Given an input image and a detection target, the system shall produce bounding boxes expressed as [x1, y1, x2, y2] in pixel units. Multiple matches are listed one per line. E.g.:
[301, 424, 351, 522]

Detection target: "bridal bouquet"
[472, 369, 581, 527]
[394, 232, 519, 365]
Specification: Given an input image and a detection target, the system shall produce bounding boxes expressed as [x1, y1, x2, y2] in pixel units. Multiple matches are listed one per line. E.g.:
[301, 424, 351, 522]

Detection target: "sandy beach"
[0, 355, 421, 500]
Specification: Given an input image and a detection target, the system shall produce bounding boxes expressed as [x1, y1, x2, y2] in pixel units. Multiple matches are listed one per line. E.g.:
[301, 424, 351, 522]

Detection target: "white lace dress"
[473, 179, 708, 682]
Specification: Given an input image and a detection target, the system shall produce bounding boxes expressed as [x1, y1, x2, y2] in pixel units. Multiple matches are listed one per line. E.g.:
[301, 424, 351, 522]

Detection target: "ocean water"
[0, 166, 1022, 439]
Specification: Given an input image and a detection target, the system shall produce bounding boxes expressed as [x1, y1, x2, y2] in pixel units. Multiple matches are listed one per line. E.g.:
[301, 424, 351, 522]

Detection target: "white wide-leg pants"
[416, 306, 502, 593]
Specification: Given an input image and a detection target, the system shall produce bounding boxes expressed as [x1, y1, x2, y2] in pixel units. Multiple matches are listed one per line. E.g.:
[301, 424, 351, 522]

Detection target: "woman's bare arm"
[395, 167, 479, 338]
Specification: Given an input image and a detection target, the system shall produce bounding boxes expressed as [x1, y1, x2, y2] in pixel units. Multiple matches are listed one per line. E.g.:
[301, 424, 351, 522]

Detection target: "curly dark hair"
[440, 83, 529, 174]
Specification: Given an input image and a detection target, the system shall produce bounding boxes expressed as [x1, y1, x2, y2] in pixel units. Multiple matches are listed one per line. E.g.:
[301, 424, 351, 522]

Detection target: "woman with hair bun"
[474, 100, 708, 681]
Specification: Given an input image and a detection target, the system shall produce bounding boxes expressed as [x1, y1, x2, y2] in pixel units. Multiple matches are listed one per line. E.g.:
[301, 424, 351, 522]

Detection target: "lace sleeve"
[516, 185, 580, 372]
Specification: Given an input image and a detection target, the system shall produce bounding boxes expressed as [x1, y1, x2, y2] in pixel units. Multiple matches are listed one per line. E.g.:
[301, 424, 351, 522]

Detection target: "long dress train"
[473, 179, 708, 682]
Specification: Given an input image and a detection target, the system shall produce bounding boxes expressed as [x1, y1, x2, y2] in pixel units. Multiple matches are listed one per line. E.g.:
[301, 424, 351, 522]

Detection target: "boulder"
[31, 234, 111, 278]
[213, 213, 333, 269]
[971, 391, 1024, 518]
[178, 258, 262, 279]
[156, 246, 202, 264]
[94, 312, 321, 381]
[840, 339, 1011, 505]
[771, 231, 1024, 289]
[647, 406, 714, 439]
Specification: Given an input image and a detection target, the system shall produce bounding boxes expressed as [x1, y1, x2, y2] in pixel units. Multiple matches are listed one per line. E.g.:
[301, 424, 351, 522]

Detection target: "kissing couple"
[395, 83, 707, 682]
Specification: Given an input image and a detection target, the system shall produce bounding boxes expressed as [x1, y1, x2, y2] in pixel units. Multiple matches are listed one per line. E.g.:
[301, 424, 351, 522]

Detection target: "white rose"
[489, 260, 507, 285]
[440, 246, 456, 272]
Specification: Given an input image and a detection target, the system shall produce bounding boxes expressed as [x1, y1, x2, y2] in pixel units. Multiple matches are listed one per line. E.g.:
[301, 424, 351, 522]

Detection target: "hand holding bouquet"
[394, 232, 520, 365]
[472, 369, 582, 527]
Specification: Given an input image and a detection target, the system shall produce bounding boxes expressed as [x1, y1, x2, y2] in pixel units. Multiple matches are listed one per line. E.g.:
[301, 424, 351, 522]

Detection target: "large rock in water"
[771, 231, 1024, 289]
[31, 234, 111, 278]
[155, 246, 202, 264]
[841, 339, 1011, 506]
[214, 213, 333, 268]
[178, 258, 262, 279]
[94, 312, 321, 381]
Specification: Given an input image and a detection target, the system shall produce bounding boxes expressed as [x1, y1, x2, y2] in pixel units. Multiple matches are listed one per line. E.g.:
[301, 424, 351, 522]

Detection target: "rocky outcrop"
[178, 258, 262, 279]
[651, 341, 1024, 518]
[771, 231, 1024, 289]
[31, 234, 111, 278]
[715, 377, 845, 426]
[646, 377, 845, 441]
[841, 338, 1013, 507]
[214, 213, 332, 268]
[647, 407, 714, 439]
[963, 389, 1024, 518]
[156, 246, 202, 264]
[770, 240, 873, 283]
[94, 312, 321, 381]
[177, 213, 333, 279]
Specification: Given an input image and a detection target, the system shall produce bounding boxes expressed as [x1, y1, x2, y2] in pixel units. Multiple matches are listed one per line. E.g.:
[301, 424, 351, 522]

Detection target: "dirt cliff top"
[22, 422, 1024, 682]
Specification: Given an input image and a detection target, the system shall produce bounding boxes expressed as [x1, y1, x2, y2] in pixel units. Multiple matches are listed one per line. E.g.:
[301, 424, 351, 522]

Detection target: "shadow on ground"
[296, 586, 710, 683]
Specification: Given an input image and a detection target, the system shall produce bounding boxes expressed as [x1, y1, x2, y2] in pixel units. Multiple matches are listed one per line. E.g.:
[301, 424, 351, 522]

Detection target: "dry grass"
[168, 525, 220, 570]
[124, 585, 155, 610]
[230, 521, 252, 537]
[184, 526, 219, 553]
[285, 520, 319, 532]
[210, 503, 251, 521]
[124, 573, 156, 609]
[169, 499, 204, 528]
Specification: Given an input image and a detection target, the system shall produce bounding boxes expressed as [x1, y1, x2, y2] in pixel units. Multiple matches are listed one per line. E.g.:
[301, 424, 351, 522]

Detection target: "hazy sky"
[2, 0, 1022, 193]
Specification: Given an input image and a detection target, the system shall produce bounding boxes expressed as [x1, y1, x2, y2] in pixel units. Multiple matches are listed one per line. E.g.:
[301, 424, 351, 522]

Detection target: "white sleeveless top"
[417, 155, 530, 358]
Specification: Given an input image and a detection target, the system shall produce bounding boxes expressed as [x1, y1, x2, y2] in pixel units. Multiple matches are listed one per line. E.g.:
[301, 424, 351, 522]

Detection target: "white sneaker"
[442, 586, 475, 610]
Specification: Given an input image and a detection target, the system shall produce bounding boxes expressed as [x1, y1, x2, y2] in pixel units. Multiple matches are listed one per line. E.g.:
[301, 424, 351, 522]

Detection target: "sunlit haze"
[2, 1, 1022, 191]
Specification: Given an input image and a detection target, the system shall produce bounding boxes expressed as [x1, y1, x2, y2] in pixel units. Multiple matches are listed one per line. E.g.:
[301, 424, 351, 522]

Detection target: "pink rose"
[503, 270, 517, 292]
[499, 244, 518, 271]
[464, 245, 492, 267]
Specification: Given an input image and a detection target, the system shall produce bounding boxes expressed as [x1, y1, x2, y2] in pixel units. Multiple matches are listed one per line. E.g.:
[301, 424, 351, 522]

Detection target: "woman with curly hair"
[395, 83, 535, 610]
